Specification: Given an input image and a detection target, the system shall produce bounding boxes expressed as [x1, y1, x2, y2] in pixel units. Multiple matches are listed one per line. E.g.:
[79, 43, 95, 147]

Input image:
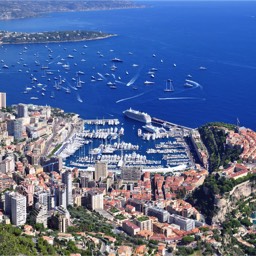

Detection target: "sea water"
[0, 1, 256, 133]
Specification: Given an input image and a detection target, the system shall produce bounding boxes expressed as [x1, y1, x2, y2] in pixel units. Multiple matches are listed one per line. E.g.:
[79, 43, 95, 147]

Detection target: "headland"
[0, 30, 116, 45]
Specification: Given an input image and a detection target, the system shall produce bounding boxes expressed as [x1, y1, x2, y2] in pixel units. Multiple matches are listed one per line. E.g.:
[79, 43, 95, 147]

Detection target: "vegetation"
[137, 216, 149, 222]
[187, 173, 256, 224]
[0, 1, 140, 21]
[198, 123, 242, 172]
[0, 224, 56, 255]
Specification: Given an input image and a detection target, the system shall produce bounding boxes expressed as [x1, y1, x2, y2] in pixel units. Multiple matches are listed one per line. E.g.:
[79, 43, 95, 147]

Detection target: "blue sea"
[0, 1, 256, 131]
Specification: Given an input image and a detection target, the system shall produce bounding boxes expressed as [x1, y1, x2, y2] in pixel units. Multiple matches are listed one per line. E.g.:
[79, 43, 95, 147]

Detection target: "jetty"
[84, 118, 120, 126]
[152, 117, 193, 132]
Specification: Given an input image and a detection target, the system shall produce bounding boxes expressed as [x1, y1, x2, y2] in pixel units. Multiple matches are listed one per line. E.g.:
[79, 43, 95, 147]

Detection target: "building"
[169, 214, 195, 231]
[122, 220, 140, 236]
[62, 169, 73, 206]
[121, 166, 142, 182]
[5, 192, 27, 226]
[134, 216, 153, 232]
[31, 203, 48, 228]
[0, 156, 15, 174]
[86, 189, 103, 210]
[7, 119, 23, 140]
[94, 161, 108, 181]
[56, 184, 67, 209]
[17, 103, 28, 118]
[146, 207, 170, 223]
[34, 191, 48, 207]
[0, 92, 6, 109]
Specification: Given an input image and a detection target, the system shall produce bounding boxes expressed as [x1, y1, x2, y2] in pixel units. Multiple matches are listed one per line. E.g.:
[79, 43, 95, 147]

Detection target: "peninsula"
[0, 30, 116, 45]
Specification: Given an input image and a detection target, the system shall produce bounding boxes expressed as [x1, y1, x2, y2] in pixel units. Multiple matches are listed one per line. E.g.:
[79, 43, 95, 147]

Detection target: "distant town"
[0, 0, 142, 20]
[0, 91, 255, 255]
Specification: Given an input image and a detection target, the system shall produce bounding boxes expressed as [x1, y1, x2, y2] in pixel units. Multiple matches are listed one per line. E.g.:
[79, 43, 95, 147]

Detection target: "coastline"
[0, 5, 146, 21]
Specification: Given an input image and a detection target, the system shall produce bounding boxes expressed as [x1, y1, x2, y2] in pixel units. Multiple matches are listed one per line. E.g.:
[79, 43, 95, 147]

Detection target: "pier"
[84, 118, 120, 126]
[152, 117, 193, 132]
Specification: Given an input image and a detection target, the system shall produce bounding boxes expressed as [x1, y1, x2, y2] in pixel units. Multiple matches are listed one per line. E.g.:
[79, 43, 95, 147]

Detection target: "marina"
[59, 112, 196, 172]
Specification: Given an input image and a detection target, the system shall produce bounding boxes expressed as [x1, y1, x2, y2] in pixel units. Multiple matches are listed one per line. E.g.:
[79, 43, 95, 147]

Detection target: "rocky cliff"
[212, 180, 256, 224]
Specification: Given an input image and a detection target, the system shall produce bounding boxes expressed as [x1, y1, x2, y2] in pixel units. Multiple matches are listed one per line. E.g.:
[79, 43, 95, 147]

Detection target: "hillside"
[0, 0, 141, 20]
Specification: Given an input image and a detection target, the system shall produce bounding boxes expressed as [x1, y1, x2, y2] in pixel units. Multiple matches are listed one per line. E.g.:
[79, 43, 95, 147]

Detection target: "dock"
[152, 117, 193, 132]
[84, 118, 120, 125]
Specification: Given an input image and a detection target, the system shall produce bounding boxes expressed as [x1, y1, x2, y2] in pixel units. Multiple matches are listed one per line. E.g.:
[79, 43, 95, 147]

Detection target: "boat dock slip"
[84, 119, 120, 125]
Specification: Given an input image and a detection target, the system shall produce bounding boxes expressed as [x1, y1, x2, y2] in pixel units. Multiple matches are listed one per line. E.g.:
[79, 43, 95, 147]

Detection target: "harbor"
[62, 112, 196, 173]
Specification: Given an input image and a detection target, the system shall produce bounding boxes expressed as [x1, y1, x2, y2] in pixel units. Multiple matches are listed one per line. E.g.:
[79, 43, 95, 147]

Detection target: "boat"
[110, 64, 117, 71]
[144, 81, 155, 85]
[123, 108, 152, 124]
[173, 63, 177, 67]
[65, 88, 71, 93]
[77, 71, 85, 75]
[164, 79, 174, 92]
[30, 97, 39, 100]
[50, 91, 55, 99]
[76, 78, 82, 88]
[62, 64, 70, 70]
[77, 93, 83, 103]
[67, 54, 74, 58]
[2, 64, 8, 69]
[199, 66, 207, 70]
[142, 124, 158, 133]
[111, 58, 123, 63]
[107, 81, 115, 86]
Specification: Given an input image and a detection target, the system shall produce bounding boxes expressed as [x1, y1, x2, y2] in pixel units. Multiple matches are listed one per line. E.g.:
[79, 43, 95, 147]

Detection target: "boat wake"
[116, 92, 145, 103]
[115, 80, 126, 85]
[126, 71, 140, 86]
[76, 93, 83, 103]
[97, 72, 106, 80]
[158, 97, 206, 101]
[185, 79, 203, 89]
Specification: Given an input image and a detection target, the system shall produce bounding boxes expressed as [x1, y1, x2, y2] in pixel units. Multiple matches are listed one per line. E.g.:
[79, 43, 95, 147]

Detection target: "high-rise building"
[5, 192, 27, 226]
[94, 161, 108, 181]
[0, 92, 6, 109]
[7, 119, 23, 140]
[62, 169, 73, 206]
[56, 184, 67, 209]
[34, 191, 48, 207]
[17, 103, 28, 118]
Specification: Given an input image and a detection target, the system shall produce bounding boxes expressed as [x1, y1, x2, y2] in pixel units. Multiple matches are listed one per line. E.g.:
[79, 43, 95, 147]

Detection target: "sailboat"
[164, 79, 174, 92]
[76, 77, 82, 88]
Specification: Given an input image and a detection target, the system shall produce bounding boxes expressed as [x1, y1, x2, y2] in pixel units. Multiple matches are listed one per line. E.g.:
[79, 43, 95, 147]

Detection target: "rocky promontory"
[0, 30, 116, 45]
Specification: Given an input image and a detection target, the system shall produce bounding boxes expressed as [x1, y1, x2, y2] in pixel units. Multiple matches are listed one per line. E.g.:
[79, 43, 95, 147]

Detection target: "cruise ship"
[123, 108, 151, 123]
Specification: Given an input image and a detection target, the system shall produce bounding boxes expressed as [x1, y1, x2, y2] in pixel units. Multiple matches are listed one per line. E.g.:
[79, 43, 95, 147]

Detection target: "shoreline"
[0, 5, 146, 21]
